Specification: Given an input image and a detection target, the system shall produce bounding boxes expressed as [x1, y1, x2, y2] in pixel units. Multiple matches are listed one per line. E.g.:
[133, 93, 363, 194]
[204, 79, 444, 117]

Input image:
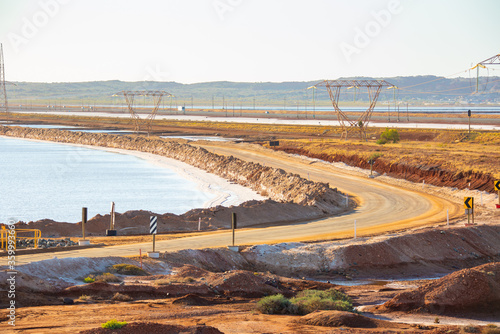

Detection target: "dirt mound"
[64, 281, 212, 299]
[61, 268, 334, 302]
[79, 322, 223, 334]
[297, 310, 376, 328]
[171, 264, 211, 278]
[12, 256, 170, 285]
[172, 294, 213, 306]
[378, 262, 500, 313]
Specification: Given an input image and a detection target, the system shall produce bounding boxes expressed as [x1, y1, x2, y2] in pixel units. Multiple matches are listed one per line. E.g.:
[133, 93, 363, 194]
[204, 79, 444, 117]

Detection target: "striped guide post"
[150, 216, 157, 252]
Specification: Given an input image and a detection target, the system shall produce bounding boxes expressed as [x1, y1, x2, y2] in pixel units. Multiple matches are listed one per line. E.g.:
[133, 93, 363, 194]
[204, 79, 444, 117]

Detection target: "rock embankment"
[1, 126, 348, 234]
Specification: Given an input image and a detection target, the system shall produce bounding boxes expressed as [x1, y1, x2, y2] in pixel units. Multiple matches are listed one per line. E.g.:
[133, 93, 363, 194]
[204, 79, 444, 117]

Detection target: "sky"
[0, 0, 499, 83]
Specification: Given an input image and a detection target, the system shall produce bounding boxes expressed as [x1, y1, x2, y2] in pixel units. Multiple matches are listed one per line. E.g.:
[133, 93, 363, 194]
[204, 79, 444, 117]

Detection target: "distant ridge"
[6, 76, 500, 105]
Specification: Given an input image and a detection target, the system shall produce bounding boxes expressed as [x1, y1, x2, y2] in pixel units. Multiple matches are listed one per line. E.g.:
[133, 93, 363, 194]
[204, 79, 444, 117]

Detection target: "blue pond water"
[0, 137, 215, 224]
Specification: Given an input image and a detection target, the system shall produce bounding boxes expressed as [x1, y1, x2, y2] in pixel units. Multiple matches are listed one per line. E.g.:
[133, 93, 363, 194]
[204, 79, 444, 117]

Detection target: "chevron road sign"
[464, 197, 474, 210]
[150, 216, 158, 234]
[464, 197, 475, 225]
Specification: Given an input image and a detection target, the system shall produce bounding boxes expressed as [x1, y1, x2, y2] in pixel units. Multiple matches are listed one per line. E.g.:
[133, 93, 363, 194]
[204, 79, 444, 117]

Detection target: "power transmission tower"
[114, 90, 172, 135]
[472, 54, 500, 93]
[0, 43, 8, 113]
[314, 79, 394, 140]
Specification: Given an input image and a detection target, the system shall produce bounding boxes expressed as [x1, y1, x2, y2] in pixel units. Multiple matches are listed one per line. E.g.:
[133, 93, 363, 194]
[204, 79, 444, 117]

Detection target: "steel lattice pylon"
[314, 79, 394, 140]
[0, 43, 8, 113]
[472, 53, 500, 93]
[114, 90, 172, 134]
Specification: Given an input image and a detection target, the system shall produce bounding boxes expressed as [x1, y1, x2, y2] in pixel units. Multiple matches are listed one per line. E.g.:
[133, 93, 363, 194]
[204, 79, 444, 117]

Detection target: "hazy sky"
[0, 0, 498, 83]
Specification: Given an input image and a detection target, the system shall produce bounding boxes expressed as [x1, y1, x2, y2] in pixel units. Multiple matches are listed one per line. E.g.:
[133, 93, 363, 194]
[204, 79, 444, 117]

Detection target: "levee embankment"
[0, 126, 348, 235]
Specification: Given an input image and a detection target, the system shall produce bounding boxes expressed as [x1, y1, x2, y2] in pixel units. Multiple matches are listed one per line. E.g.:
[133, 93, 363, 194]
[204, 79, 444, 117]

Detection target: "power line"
[397, 69, 469, 90]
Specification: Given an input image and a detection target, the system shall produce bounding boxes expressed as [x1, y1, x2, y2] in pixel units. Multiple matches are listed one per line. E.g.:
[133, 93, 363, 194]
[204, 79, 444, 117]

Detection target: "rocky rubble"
[16, 237, 77, 249]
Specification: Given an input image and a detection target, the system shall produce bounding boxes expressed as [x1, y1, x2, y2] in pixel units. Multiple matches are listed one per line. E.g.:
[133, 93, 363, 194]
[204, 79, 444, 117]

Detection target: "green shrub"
[483, 325, 500, 334]
[290, 289, 353, 314]
[256, 294, 291, 314]
[154, 276, 196, 285]
[101, 319, 127, 329]
[83, 276, 95, 283]
[377, 128, 400, 144]
[108, 264, 148, 276]
[293, 289, 352, 302]
[368, 152, 382, 161]
[461, 324, 479, 333]
[256, 289, 353, 315]
[95, 272, 121, 283]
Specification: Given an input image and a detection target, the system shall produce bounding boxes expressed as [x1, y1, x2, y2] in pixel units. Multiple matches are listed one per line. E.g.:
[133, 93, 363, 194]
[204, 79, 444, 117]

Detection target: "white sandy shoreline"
[0, 135, 265, 210]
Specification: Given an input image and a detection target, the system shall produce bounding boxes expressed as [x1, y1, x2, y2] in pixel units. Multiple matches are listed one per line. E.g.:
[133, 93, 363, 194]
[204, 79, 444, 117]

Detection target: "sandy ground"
[1, 258, 499, 333]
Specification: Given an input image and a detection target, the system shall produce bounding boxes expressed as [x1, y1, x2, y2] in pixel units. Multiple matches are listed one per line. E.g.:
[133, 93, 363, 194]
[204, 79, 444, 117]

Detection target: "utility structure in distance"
[114, 90, 172, 134]
[313, 79, 394, 140]
[0, 43, 8, 112]
[471, 53, 500, 93]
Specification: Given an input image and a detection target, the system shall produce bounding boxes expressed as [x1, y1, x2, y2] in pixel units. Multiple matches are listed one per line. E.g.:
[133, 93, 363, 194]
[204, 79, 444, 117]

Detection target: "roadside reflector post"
[110, 201, 115, 230]
[198, 217, 201, 231]
[79, 207, 90, 246]
[139, 249, 143, 269]
[494, 180, 500, 209]
[148, 216, 159, 258]
[228, 212, 239, 252]
[354, 219, 357, 239]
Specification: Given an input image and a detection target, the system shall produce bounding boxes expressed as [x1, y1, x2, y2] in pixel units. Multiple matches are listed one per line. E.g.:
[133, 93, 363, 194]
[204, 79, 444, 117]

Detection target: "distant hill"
[5, 76, 500, 106]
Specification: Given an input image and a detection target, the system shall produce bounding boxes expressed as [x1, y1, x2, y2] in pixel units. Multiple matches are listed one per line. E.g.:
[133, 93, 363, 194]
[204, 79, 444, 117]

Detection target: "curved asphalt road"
[4, 142, 461, 266]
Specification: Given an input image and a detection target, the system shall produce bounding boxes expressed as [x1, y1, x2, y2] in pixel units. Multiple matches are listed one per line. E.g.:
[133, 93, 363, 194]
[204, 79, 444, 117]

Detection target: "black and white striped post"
[150, 216, 158, 252]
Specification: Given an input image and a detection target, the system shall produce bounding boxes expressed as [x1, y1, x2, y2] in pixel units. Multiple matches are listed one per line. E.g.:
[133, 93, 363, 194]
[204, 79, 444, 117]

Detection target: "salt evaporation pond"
[0, 137, 218, 224]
